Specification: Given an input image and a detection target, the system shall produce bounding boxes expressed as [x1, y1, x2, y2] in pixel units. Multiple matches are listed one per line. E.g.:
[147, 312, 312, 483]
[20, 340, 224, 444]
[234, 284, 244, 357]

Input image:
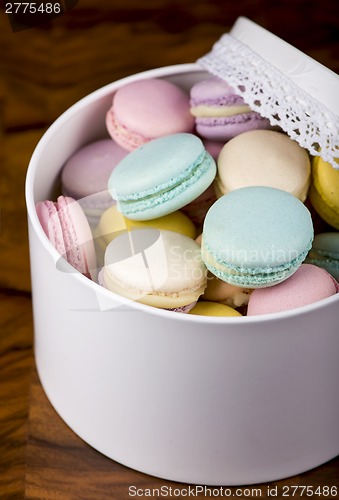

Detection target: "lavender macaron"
[190, 76, 272, 141]
[61, 139, 128, 227]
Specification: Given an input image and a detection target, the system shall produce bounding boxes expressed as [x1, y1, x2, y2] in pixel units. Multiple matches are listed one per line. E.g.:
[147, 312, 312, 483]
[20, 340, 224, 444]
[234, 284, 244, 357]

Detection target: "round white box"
[26, 63, 339, 485]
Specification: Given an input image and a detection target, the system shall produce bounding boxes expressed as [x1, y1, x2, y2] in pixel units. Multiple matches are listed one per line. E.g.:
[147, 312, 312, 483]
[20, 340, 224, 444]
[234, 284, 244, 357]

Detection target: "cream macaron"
[215, 130, 311, 201]
[99, 228, 207, 310]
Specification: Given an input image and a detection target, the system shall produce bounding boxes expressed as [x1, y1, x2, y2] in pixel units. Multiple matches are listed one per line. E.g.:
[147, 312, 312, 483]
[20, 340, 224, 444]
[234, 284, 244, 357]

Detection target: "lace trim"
[198, 34, 339, 169]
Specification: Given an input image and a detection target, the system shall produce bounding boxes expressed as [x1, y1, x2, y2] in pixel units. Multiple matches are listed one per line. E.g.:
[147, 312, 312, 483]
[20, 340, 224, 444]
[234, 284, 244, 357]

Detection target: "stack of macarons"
[35, 73, 339, 317]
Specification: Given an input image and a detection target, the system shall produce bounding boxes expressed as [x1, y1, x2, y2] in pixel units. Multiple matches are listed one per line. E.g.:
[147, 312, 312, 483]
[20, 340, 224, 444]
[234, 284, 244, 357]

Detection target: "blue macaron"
[306, 232, 339, 280]
[108, 133, 216, 220]
[201, 186, 314, 288]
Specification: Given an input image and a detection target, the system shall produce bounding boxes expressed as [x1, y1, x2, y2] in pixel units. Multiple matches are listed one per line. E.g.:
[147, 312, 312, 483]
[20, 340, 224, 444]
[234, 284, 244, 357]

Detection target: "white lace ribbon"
[198, 34, 339, 169]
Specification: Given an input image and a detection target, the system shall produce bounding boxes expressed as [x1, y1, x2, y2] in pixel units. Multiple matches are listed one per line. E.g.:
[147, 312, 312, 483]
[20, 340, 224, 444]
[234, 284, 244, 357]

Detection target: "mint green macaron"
[201, 186, 314, 288]
[108, 133, 216, 220]
[306, 232, 339, 280]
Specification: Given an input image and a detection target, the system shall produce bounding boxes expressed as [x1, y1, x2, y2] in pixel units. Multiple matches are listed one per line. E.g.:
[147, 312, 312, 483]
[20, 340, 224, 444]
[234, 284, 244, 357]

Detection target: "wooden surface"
[1, 1, 339, 498]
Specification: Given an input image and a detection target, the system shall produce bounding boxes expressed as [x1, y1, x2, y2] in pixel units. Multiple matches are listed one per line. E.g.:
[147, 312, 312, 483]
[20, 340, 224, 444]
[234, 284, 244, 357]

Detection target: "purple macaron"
[190, 76, 272, 141]
[61, 139, 128, 227]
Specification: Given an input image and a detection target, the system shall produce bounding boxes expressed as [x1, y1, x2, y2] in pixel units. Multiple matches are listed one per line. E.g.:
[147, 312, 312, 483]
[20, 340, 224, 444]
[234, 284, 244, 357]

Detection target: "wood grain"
[0, 294, 33, 499]
[0, 1, 338, 498]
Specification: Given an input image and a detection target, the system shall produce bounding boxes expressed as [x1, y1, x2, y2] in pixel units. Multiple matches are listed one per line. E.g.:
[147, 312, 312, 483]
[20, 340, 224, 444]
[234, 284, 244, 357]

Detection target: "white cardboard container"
[26, 27, 339, 486]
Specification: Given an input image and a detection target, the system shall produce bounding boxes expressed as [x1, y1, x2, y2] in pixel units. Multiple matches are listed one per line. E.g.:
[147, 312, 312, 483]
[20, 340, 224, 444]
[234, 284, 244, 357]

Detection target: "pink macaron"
[105, 78, 195, 151]
[247, 263, 339, 316]
[203, 139, 225, 160]
[36, 196, 97, 280]
[190, 76, 272, 141]
[180, 183, 217, 230]
[61, 139, 128, 227]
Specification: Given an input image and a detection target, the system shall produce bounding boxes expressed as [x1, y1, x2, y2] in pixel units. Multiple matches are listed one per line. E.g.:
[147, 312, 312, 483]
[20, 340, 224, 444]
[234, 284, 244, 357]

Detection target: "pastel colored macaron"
[247, 264, 339, 315]
[201, 186, 314, 288]
[36, 196, 97, 280]
[99, 229, 207, 310]
[190, 76, 272, 141]
[203, 139, 225, 160]
[195, 234, 252, 307]
[180, 183, 217, 229]
[61, 139, 128, 226]
[215, 130, 311, 201]
[95, 205, 196, 251]
[306, 232, 339, 280]
[108, 133, 217, 221]
[105, 78, 194, 151]
[309, 155, 339, 229]
[189, 301, 242, 317]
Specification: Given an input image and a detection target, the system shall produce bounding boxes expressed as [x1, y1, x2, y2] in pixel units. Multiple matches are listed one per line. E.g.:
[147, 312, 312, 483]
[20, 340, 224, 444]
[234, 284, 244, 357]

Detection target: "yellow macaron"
[189, 301, 242, 317]
[309, 155, 339, 229]
[95, 205, 196, 250]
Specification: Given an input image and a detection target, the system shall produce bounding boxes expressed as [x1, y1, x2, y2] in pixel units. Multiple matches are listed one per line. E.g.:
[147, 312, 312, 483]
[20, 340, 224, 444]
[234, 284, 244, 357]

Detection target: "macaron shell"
[56, 196, 97, 279]
[95, 205, 196, 250]
[306, 232, 339, 280]
[309, 156, 339, 229]
[247, 264, 338, 315]
[203, 139, 225, 160]
[180, 183, 217, 228]
[36, 196, 97, 279]
[36, 200, 66, 257]
[216, 130, 311, 200]
[310, 232, 339, 259]
[108, 133, 217, 220]
[105, 108, 148, 151]
[110, 133, 205, 196]
[202, 186, 314, 288]
[190, 77, 244, 107]
[102, 229, 207, 308]
[106, 78, 194, 150]
[61, 139, 129, 227]
[196, 113, 272, 141]
[61, 139, 128, 199]
[189, 301, 242, 317]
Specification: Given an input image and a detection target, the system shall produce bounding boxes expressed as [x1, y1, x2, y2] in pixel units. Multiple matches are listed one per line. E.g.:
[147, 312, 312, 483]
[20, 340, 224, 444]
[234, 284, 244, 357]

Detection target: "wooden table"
[1, 2, 338, 498]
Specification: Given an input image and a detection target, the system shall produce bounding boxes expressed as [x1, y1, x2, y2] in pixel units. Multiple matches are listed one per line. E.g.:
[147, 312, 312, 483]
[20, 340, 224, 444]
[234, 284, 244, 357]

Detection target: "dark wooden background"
[1, 1, 339, 498]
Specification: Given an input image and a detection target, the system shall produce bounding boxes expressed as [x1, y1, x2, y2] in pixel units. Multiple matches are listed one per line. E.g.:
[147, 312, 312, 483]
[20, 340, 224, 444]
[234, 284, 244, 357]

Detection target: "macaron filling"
[99, 269, 205, 308]
[201, 237, 312, 287]
[190, 104, 251, 118]
[115, 150, 214, 216]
